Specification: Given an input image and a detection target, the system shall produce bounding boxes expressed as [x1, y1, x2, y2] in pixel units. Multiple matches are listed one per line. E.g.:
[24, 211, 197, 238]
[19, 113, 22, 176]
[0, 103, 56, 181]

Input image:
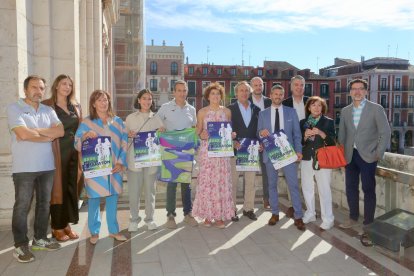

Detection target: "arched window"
[171, 62, 178, 75]
[150, 61, 157, 75]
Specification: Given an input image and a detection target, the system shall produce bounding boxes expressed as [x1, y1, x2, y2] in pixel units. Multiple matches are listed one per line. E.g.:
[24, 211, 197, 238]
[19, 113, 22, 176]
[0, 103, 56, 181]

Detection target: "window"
[150, 61, 157, 75]
[304, 84, 313, 97]
[409, 95, 414, 108]
[171, 62, 178, 75]
[258, 69, 263, 76]
[230, 81, 237, 98]
[335, 111, 340, 125]
[335, 81, 340, 92]
[395, 78, 401, 91]
[394, 95, 401, 108]
[188, 67, 194, 75]
[202, 67, 208, 75]
[187, 81, 196, 97]
[150, 79, 157, 91]
[347, 96, 352, 105]
[217, 68, 222, 75]
[380, 78, 387, 90]
[408, 113, 414, 126]
[320, 84, 329, 98]
[170, 80, 176, 92]
[218, 81, 225, 89]
[230, 68, 236, 76]
[410, 79, 414, 90]
[187, 97, 196, 109]
[335, 96, 340, 107]
[394, 113, 400, 126]
[244, 69, 249, 76]
[380, 95, 387, 108]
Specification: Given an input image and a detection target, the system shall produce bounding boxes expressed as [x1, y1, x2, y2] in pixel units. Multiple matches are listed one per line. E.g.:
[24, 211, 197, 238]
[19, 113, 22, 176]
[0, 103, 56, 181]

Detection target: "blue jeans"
[88, 194, 119, 235]
[345, 149, 377, 225]
[166, 182, 192, 216]
[12, 170, 55, 248]
[265, 161, 303, 219]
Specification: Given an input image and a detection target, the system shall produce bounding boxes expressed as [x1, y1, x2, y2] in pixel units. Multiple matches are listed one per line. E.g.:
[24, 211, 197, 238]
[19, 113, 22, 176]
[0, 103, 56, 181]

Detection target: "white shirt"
[293, 98, 306, 121]
[251, 95, 265, 111]
[271, 105, 284, 133]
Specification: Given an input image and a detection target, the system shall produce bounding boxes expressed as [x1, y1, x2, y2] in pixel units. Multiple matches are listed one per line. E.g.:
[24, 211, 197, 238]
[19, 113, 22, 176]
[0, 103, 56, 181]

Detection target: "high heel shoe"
[64, 225, 79, 240]
[52, 229, 70, 242]
[109, 233, 127, 242]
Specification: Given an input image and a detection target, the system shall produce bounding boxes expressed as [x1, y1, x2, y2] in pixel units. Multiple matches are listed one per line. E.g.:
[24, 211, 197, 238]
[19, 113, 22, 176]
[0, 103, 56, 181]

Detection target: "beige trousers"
[231, 157, 257, 212]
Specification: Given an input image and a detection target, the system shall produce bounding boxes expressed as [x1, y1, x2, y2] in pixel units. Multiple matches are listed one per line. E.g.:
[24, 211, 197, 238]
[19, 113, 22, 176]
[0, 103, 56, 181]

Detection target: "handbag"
[315, 143, 347, 169]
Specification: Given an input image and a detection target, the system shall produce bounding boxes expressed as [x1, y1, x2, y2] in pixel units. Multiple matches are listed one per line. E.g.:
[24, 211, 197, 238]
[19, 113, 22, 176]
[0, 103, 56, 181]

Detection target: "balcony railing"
[393, 103, 414, 109]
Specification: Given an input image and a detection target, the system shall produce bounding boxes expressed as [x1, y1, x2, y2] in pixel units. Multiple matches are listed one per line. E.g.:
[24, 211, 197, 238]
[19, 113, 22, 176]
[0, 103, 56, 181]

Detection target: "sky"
[145, 0, 414, 73]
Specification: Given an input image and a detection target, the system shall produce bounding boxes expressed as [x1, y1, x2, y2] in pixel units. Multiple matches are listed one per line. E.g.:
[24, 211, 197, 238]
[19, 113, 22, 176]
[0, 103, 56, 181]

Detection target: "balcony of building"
[0, 153, 412, 275]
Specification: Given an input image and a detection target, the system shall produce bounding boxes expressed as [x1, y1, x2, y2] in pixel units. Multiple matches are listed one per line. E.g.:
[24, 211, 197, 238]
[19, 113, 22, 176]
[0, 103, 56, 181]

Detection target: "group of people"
[7, 74, 391, 263]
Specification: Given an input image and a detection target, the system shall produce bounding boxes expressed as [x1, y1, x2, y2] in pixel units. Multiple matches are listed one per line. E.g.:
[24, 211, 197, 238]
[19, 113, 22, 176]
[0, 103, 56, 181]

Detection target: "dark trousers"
[166, 182, 192, 216]
[345, 149, 377, 225]
[12, 170, 55, 248]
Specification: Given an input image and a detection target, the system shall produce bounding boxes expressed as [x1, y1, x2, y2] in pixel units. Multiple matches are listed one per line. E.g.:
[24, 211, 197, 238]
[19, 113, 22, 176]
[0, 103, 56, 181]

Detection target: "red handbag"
[315, 144, 347, 169]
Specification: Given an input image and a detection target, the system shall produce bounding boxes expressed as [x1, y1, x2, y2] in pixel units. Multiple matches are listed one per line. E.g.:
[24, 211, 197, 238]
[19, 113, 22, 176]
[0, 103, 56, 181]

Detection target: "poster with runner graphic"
[236, 138, 260, 171]
[159, 128, 199, 184]
[81, 136, 112, 178]
[207, 121, 234, 157]
[133, 131, 161, 168]
[260, 130, 297, 170]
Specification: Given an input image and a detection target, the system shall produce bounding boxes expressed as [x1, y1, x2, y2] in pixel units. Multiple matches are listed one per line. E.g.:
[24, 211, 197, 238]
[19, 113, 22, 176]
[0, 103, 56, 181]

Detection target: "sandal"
[52, 229, 70, 242]
[64, 225, 79, 240]
[360, 233, 374, 247]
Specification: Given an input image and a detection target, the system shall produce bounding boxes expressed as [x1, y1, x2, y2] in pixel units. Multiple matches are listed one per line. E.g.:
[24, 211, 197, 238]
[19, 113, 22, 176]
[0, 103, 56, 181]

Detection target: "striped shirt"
[352, 98, 367, 128]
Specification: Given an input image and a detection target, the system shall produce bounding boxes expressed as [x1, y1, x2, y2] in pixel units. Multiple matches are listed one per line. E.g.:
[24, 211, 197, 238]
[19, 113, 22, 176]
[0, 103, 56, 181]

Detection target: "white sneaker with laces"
[302, 213, 316, 224]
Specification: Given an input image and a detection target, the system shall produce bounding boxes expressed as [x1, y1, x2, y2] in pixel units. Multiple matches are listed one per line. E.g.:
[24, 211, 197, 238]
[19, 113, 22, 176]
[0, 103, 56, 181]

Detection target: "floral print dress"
[192, 108, 234, 221]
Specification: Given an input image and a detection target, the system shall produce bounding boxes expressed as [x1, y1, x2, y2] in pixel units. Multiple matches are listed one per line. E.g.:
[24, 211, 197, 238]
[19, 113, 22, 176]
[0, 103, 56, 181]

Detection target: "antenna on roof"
[207, 46, 210, 64]
[241, 38, 245, 66]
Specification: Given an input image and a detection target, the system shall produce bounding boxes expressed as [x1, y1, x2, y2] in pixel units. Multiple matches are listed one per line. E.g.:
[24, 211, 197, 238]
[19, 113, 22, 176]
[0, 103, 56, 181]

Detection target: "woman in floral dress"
[192, 82, 234, 228]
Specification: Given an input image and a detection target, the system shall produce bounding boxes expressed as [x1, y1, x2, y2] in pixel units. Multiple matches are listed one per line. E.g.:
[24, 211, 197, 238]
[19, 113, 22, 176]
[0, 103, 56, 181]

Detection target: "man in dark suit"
[281, 75, 308, 218]
[249, 76, 272, 210]
[257, 84, 305, 231]
[229, 81, 261, 221]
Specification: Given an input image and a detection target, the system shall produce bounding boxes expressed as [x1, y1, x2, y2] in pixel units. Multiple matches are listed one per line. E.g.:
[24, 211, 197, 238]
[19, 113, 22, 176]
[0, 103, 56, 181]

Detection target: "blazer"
[282, 96, 309, 108]
[228, 101, 260, 140]
[248, 95, 272, 110]
[300, 115, 336, 161]
[257, 105, 302, 163]
[338, 100, 391, 163]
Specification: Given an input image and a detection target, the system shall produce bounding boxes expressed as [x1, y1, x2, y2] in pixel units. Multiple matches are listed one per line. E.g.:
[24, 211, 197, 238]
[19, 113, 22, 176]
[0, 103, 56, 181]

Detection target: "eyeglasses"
[350, 87, 366, 92]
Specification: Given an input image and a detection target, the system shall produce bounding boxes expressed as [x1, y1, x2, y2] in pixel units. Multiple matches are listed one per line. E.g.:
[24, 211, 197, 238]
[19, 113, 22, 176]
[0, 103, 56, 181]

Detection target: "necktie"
[274, 108, 280, 132]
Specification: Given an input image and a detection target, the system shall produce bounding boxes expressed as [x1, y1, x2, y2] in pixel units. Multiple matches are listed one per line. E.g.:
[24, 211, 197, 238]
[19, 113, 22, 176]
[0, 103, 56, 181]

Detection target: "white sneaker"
[302, 214, 316, 224]
[146, 221, 158, 231]
[128, 221, 139, 232]
[320, 221, 334, 230]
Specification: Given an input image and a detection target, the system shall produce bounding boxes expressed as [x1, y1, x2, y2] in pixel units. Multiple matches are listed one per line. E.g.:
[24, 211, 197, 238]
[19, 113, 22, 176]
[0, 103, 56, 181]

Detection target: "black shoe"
[231, 211, 239, 222]
[243, 210, 257, 221]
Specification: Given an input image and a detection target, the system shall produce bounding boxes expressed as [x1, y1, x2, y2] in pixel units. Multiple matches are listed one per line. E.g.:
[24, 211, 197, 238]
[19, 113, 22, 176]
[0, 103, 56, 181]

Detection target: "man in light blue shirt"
[157, 80, 198, 229]
[7, 75, 64, 263]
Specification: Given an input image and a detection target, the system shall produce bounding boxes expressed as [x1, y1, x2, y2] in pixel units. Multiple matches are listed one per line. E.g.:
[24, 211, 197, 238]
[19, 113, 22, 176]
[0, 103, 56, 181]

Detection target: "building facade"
[0, 0, 121, 227]
[146, 40, 185, 109]
[320, 57, 414, 153]
[113, 0, 145, 119]
[184, 61, 335, 118]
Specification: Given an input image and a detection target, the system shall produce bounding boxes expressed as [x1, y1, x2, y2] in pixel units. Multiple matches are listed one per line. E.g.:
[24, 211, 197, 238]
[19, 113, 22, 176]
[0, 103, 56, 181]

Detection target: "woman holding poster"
[74, 90, 128, 244]
[125, 89, 164, 232]
[42, 74, 82, 242]
[192, 82, 234, 228]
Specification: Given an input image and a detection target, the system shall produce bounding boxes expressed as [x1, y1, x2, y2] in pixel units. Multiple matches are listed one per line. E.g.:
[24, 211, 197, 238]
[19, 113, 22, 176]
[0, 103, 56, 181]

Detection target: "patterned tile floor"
[0, 197, 413, 276]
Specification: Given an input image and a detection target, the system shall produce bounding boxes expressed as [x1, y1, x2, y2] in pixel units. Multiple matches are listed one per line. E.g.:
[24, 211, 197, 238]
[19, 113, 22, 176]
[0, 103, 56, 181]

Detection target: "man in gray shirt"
[157, 80, 198, 229]
[7, 75, 64, 263]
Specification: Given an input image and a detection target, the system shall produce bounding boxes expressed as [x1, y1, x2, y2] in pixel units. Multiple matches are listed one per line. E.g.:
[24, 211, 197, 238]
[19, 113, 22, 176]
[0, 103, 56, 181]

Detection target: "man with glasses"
[338, 79, 390, 232]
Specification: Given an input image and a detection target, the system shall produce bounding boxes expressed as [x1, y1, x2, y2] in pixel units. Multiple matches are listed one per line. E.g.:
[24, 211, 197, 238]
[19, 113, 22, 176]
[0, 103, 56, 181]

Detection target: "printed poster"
[159, 128, 198, 184]
[236, 138, 260, 172]
[81, 136, 112, 179]
[207, 121, 234, 157]
[133, 131, 161, 168]
[261, 131, 297, 170]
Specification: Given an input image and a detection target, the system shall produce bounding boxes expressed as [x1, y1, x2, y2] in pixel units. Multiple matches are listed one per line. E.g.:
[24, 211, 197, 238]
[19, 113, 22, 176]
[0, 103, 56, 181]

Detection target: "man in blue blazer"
[257, 84, 305, 230]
